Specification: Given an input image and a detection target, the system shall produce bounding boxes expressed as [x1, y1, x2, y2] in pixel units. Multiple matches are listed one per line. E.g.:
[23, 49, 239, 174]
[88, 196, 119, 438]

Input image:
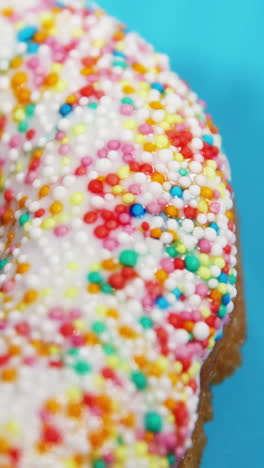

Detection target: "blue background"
[100, 1, 263, 467]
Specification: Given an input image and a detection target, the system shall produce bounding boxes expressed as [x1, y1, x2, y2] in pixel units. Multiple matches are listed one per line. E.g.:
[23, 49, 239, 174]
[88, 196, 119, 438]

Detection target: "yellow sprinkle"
[67, 387, 82, 402]
[188, 362, 201, 377]
[41, 288, 53, 297]
[138, 90, 148, 99]
[64, 459, 78, 468]
[115, 447, 127, 460]
[135, 134, 146, 144]
[156, 356, 169, 371]
[6, 420, 20, 435]
[198, 266, 211, 280]
[135, 442, 148, 456]
[197, 199, 208, 213]
[123, 119, 137, 130]
[176, 242, 186, 254]
[217, 183, 226, 198]
[56, 80, 67, 92]
[95, 304, 107, 316]
[201, 307, 211, 318]
[51, 63, 62, 73]
[65, 286, 78, 299]
[72, 28, 84, 38]
[207, 160, 217, 169]
[218, 283, 228, 294]
[155, 135, 170, 148]
[42, 218, 56, 229]
[122, 193, 135, 204]
[204, 167, 216, 179]
[13, 108, 25, 122]
[181, 373, 189, 384]
[15, 162, 23, 173]
[56, 214, 69, 223]
[69, 192, 84, 205]
[174, 152, 184, 162]
[199, 254, 210, 265]
[89, 263, 100, 271]
[72, 123, 86, 135]
[112, 184, 124, 195]
[208, 337, 215, 349]
[165, 114, 183, 124]
[215, 256, 225, 268]
[139, 81, 150, 90]
[67, 262, 80, 271]
[93, 375, 104, 389]
[49, 345, 60, 356]
[107, 356, 119, 369]
[159, 121, 170, 130]
[174, 361, 183, 374]
[93, 39, 105, 48]
[117, 164, 130, 179]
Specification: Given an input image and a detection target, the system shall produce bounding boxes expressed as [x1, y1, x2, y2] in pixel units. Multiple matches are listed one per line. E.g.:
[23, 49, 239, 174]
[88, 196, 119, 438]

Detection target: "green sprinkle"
[131, 371, 147, 390]
[144, 411, 163, 433]
[91, 321, 107, 335]
[103, 344, 115, 355]
[18, 121, 28, 132]
[67, 348, 79, 357]
[19, 213, 30, 226]
[185, 255, 200, 272]
[165, 246, 177, 258]
[25, 104, 35, 116]
[119, 249, 138, 267]
[0, 258, 8, 270]
[121, 97, 134, 105]
[87, 271, 103, 284]
[73, 360, 92, 375]
[101, 283, 113, 294]
[93, 460, 107, 468]
[229, 274, 236, 285]
[139, 316, 153, 329]
[88, 102, 98, 109]
[218, 305, 228, 318]
[178, 168, 188, 176]
[112, 60, 127, 68]
[167, 453, 176, 465]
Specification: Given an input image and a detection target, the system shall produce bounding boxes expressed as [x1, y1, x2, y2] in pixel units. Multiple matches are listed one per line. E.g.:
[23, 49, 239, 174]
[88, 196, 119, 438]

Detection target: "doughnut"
[0, 1, 245, 467]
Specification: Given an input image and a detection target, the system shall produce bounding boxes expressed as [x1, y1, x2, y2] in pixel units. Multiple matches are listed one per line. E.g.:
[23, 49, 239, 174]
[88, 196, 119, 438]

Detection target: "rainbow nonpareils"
[0, 1, 237, 467]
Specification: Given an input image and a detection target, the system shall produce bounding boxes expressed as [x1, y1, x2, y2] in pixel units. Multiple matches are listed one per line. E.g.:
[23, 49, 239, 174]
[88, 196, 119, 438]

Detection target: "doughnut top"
[0, 1, 237, 467]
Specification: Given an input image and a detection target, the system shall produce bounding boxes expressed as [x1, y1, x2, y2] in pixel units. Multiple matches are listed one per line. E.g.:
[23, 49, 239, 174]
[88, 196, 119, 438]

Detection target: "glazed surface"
[0, 1, 237, 467]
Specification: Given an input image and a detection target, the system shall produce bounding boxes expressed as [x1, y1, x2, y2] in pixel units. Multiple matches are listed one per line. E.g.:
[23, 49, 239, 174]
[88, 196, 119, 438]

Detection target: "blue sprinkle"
[203, 134, 214, 145]
[215, 329, 223, 341]
[172, 288, 181, 299]
[130, 203, 146, 217]
[218, 273, 228, 283]
[17, 26, 38, 42]
[210, 222, 219, 234]
[151, 82, 165, 93]
[113, 51, 126, 58]
[27, 42, 39, 54]
[55, 1, 65, 7]
[155, 296, 170, 309]
[222, 294, 231, 306]
[59, 103, 73, 117]
[170, 186, 183, 198]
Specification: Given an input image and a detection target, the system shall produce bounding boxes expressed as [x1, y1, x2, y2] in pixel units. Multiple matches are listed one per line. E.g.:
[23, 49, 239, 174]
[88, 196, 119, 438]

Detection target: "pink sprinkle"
[48, 307, 64, 320]
[103, 454, 115, 464]
[26, 57, 40, 70]
[138, 123, 153, 135]
[24, 356, 36, 366]
[97, 148, 108, 158]
[118, 213, 130, 225]
[9, 135, 23, 148]
[56, 131, 65, 141]
[120, 104, 134, 116]
[210, 201, 220, 214]
[160, 258, 174, 273]
[81, 156, 93, 166]
[122, 143, 134, 153]
[25, 171, 37, 184]
[71, 335, 85, 347]
[195, 283, 209, 298]
[1, 280, 15, 293]
[124, 225, 136, 234]
[107, 140, 121, 150]
[142, 295, 154, 310]
[0, 321, 6, 330]
[103, 238, 119, 251]
[128, 184, 142, 195]
[123, 152, 134, 163]
[198, 239, 211, 253]
[59, 144, 71, 155]
[54, 225, 70, 237]
[146, 201, 161, 215]
[214, 317, 222, 330]
[69, 308, 82, 319]
[214, 189, 221, 199]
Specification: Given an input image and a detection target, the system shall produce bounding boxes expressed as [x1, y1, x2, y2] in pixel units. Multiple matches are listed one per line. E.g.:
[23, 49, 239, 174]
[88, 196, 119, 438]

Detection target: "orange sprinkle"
[36, 441, 49, 454]
[18, 196, 28, 209]
[15, 87, 31, 104]
[226, 210, 234, 221]
[17, 262, 30, 274]
[143, 142, 157, 152]
[87, 283, 100, 294]
[1, 368, 17, 382]
[38, 185, 50, 198]
[50, 201, 63, 215]
[66, 94, 78, 105]
[164, 398, 177, 411]
[148, 363, 163, 377]
[119, 326, 138, 339]
[81, 67, 94, 76]
[201, 186, 214, 199]
[167, 229, 178, 241]
[84, 332, 99, 345]
[8, 345, 21, 356]
[169, 373, 179, 385]
[120, 412, 135, 427]
[151, 172, 166, 183]
[184, 320, 194, 332]
[0, 437, 9, 453]
[155, 269, 168, 282]
[67, 402, 83, 419]
[10, 56, 23, 68]
[107, 308, 119, 319]
[96, 395, 112, 413]
[113, 29, 125, 41]
[149, 101, 163, 110]
[1, 7, 14, 16]
[24, 289, 38, 304]
[150, 227, 162, 239]
[122, 85, 135, 94]
[11, 71, 28, 87]
[33, 30, 48, 43]
[164, 205, 179, 218]
[134, 355, 148, 369]
[210, 290, 222, 302]
[101, 259, 118, 271]
[2, 209, 14, 225]
[45, 399, 61, 414]
[132, 63, 147, 74]
[144, 431, 155, 442]
[33, 148, 44, 159]
[145, 118, 156, 125]
[44, 72, 59, 87]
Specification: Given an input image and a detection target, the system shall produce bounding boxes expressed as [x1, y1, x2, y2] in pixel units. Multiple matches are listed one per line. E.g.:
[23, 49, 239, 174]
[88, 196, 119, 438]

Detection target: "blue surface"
[100, 1, 263, 466]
